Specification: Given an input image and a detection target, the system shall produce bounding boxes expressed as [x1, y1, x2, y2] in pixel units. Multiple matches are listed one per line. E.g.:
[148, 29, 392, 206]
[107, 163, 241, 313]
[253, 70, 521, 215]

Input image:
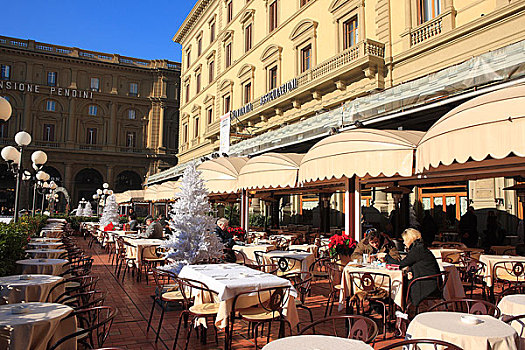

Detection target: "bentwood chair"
[299, 315, 378, 344]
[405, 271, 449, 315]
[378, 339, 462, 350]
[428, 298, 501, 317]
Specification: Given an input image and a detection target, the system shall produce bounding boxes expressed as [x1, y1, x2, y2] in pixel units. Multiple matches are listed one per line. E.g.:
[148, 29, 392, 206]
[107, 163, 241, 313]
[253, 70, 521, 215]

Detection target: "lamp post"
[94, 183, 111, 217]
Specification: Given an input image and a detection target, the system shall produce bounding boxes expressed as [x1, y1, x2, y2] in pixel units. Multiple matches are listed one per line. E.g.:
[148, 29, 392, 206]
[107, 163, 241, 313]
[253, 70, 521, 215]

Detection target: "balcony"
[118, 147, 144, 153]
[410, 16, 443, 46]
[33, 141, 62, 149]
[78, 144, 103, 151]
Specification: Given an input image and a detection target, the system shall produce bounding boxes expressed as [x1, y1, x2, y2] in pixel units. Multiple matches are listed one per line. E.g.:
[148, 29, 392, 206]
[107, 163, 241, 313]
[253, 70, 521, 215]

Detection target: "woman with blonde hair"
[385, 228, 441, 307]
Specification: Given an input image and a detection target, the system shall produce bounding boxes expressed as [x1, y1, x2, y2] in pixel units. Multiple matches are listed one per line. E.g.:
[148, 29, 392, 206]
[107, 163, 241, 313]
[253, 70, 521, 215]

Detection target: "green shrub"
[249, 214, 267, 228]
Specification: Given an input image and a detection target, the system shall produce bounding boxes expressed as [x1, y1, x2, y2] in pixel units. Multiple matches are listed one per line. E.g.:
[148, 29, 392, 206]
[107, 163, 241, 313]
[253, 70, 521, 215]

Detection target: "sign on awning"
[219, 112, 230, 154]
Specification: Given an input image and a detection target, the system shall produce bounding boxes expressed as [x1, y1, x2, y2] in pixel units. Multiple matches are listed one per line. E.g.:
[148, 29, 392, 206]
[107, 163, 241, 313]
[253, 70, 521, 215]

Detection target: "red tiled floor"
[76, 236, 411, 349]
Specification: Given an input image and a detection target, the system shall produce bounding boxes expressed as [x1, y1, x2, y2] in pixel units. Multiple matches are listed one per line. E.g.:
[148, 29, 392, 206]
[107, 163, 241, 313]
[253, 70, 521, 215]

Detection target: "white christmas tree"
[161, 162, 224, 274]
[99, 194, 120, 228]
[75, 202, 84, 217]
[82, 201, 93, 217]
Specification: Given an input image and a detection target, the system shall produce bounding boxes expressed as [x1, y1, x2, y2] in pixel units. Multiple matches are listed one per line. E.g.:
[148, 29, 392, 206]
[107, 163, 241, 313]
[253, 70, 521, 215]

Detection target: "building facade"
[0, 35, 181, 209]
[152, 0, 525, 236]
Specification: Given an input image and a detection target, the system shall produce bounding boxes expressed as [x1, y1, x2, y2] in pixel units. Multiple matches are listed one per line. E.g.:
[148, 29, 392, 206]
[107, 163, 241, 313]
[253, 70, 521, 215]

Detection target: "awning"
[196, 157, 248, 194]
[144, 184, 161, 202]
[417, 84, 525, 172]
[238, 153, 304, 190]
[115, 190, 145, 204]
[299, 129, 424, 183]
[155, 181, 180, 201]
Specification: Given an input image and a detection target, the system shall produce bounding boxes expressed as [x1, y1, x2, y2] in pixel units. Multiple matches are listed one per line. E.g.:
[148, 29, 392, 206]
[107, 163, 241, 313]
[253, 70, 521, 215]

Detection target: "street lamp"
[0, 97, 12, 121]
[1, 131, 34, 222]
[94, 183, 111, 217]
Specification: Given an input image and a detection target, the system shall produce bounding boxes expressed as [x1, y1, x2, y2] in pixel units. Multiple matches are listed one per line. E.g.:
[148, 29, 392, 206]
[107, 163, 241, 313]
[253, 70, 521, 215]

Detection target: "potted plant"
[328, 232, 358, 265]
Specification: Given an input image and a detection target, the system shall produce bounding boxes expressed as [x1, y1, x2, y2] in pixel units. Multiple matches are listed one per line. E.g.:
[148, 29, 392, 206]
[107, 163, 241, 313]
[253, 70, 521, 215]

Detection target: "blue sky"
[1, 0, 196, 62]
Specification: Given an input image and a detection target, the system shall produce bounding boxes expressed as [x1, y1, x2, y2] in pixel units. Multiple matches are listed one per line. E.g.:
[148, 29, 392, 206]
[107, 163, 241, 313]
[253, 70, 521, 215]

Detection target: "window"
[0, 65, 10, 80]
[207, 107, 213, 124]
[126, 131, 136, 148]
[269, 66, 278, 90]
[269, 1, 278, 32]
[128, 109, 136, 120]
[129, 83, 138, 96]
[210, 21, 216, 42]
[196, 73, 201, 93]
[244, 82, 252, 104]
[0, 122, 8, 138]
[418, 0, 441, 24]
[244, 24, 253, 52]
[208, 60, 215, 83]
[43, 124, 55, 142]
[46, 100, 56, 112]
[183, 123, 188, 143]
[90, 77, 100, 91]
[343, 17, 358, 50]
[186, 50, 191, 68]
[224, 95, 231, 113]
[301, 45, 312, 72]
[47, 72, 57, 86]
[300, 0, 311, 7]
[227, 1, 233, 23]
[185, 83, 190, 103]
[88, 105, 98, 116]
[86, 128, 97, 144]
[194, 117, 199, 138]
[225, 43, 232, 68]
[197, 37, 202, 56]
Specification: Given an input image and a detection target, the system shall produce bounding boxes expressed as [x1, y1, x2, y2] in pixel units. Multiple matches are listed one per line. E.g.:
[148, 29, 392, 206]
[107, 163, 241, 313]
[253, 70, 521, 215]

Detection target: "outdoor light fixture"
[103, 183, 109, 189]
[14, 131, 32, 147]
[354, 120, 364, 128]
[31, 151, 48, 168]
[0, 97, 12, 121]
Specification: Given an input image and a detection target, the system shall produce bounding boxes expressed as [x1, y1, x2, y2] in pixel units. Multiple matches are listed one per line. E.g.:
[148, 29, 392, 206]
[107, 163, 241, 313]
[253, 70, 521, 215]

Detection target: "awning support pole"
[345, 176, 361, 241]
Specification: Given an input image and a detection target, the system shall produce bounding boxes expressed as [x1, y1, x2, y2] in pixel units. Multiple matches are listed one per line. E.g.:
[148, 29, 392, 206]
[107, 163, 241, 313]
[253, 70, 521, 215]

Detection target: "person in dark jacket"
[128, 215, 138, 231]
[421, 211, 438, 247]
[139, 216, 163, 239]
[351, 229, 401, 263]
[215, 218, 234, 248]
[385, 228, 441, 307]
[459, 206, 478, 247]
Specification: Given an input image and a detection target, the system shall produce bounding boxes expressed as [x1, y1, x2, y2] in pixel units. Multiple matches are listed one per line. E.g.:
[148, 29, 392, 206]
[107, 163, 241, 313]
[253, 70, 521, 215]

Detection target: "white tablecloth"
[0, 275, 64, 304]
[233, 244, 275, 264]
[25, 249, 67, 259]
[27, 242, 62, 249]
[178, 263, 298, 329]
[30, 238, 61, 243]
[261, 335, 373, 350]
[498, 294, 525, 347]
[407, 312, 518, 349]
[124, 238, 164, 267]
[263, 250, 314, 274]
[16, 259, 68, 276]
[0, 302, 76, 350]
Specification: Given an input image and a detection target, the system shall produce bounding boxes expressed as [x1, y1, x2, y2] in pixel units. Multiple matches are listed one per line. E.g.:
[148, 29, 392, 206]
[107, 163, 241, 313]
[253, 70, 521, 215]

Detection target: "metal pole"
[32, 182, 37, 217]
[13, 147, 23, 223]
[41, 190, 45, 212]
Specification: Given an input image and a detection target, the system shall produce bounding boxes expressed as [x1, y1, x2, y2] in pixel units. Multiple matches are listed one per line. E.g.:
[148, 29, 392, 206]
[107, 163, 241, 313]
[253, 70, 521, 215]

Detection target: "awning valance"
[299, 129, 424, 183]
[196, 157, 248, 194]
[115, 190, 145, 204]
[155, 181, 180, 201]
[143, 184, 161, 202]
[416, 84, 525, 172]
[238, 153, 304, 190]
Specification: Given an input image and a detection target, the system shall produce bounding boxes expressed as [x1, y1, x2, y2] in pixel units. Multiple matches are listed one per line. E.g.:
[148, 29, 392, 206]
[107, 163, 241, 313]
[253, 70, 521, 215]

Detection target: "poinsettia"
[328, 232, 357, 257]
[228, 226, 246, 241]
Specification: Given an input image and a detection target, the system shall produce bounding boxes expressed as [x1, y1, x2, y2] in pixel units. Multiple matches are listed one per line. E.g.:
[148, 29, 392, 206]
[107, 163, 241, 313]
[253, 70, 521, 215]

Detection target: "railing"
[411, 16, 443, 46]
[78, 144, 103, 151]
[118, 147, 144, 153]
[33, 141, 61, 148]
[0, 35, 180, 70]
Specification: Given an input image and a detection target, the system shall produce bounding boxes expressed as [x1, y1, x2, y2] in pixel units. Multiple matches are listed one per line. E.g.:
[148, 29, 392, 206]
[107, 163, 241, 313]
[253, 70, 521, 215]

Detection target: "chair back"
[348, 271, 391, 296]
[270, 256, 303, 274]
[502, 313, 525, 338]
[493, 261, 525, 284]
[282, 272, 312, 303]
[231, 286, 291, 319]
[378, 338, 462, 350]
[428, 298, 501, 317]
[299, 315, 378, 343]
[405, 271, 449, 312]
[326, 261, 346, 291]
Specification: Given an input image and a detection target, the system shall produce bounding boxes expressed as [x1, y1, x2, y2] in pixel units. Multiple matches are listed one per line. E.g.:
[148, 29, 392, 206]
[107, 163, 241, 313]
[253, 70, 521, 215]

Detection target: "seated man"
[351, 229, 401, 263]
[128, 214, 138, 231]
[215, 218, 234, 248]
[139, 216, 163, 239]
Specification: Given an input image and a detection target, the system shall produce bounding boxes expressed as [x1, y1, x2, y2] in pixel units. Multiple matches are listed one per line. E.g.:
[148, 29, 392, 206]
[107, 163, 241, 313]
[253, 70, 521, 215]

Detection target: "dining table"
[0, 274, 64, 304]
[16, 258, 68, 276]
[261, 335, 373, 350]
[232, 243, 275, 264]
[262, 250, 314, 275]
[123, 238, 164, 268]
[177, 263, 299, 329]
[406, 311, 519, 350]
[0, 302, 76, 350]
[498, 294, 525, 347]
[30, 237, 61, 243]
[27, 241, 63, 249]
[25, 248, 67, 259]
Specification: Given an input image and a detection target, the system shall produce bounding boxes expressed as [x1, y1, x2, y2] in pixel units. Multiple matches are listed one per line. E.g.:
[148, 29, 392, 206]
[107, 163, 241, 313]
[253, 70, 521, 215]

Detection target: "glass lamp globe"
[1, 146, 19, 162]
[96, 189, 103, 195]
[36, 171, 46, 181]
[31, 151, 47, 166]
[0, 97, 12, 121]
[92, 194, 98, 200]
[103, 189, 109, 195]
[14, 131, 32, 147]
[42, 182, 50, 189]
[103, 183, 109, 189]
[49, 181, 57, 190]
[13, 150, 21, 165]
[108, 190, 113, 195]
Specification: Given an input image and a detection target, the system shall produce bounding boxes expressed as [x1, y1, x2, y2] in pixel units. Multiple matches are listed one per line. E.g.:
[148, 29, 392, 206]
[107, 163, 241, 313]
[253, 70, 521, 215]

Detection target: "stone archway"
[114, 170, 143, 193]
[74, 168, 104, 206]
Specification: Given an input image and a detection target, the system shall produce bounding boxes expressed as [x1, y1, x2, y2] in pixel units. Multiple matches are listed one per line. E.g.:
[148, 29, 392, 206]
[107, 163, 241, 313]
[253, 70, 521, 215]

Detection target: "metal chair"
[378, 338, 462, 350]
[282, 272, 314, 330]
[299, 315, 378, 344]
[492, 260, 525, 301]
[405, 271, 449, 315]
[325, 261, 346, 316]
[428, 298, 501, 317]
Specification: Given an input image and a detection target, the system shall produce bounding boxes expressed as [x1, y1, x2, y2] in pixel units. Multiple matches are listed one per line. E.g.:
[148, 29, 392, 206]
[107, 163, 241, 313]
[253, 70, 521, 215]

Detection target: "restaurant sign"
[230, 102, 253, 119]
[260, 78, 298, 106]
[0, 80, 94, 99]
[219, 112, 231, 154]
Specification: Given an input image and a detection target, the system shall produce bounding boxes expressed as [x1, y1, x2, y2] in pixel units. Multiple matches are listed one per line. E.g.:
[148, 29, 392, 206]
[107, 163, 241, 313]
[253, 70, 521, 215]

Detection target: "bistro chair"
[378, 338, 462, 350]
[325, 261, 346, 316]
[147, 268, 184, 343]
[428, 298, 501, 317]
[269, 256, 303, 276]
[299, 315, 378, 344]
[405, 271, 449, 316]
[502, 313, 525, 339]
[138, 245, 166, 284]
[282, 272, 314, 330]
[498, 283, 525, 303]
[173, 278, 219, 350]
[492, 261, 525, 301]
[227, 286, 293, 350]
[457, 257, 489, 299]
[347, 271, 393, 338]
[48, 306, 117, 350]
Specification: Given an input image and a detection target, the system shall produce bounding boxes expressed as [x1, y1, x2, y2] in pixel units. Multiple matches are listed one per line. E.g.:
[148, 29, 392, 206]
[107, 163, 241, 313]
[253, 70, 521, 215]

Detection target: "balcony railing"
[118, 147, 144, 153]
[78, 144, 103, 151]
[33, 141, 61, 148]
[411, 16, 443, 46]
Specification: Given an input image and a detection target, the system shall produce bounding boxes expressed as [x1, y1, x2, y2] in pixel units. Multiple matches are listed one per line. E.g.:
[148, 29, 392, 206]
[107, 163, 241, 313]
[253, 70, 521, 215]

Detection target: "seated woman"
[351, 229, 401, 263]
[384, 228, 441, 307]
